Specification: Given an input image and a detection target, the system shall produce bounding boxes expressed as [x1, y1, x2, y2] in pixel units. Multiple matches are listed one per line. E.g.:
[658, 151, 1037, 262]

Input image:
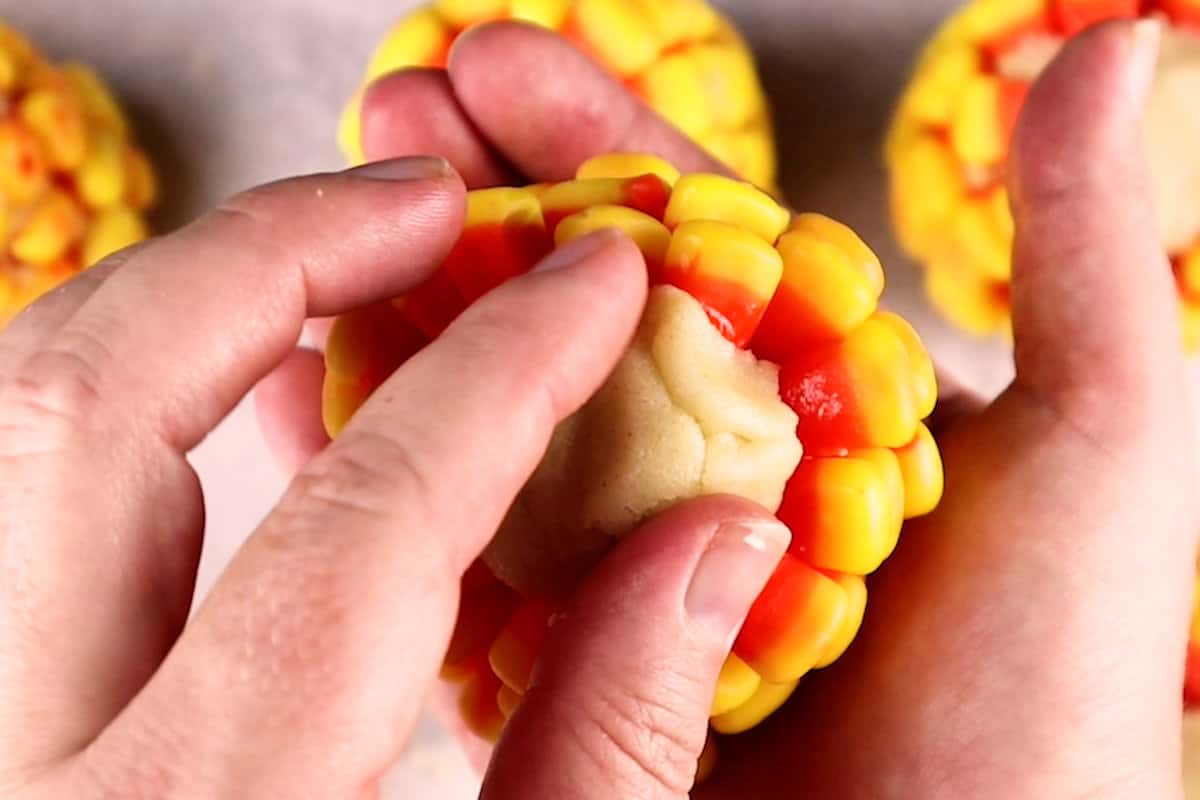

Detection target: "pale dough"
[484, 286, 802, 599]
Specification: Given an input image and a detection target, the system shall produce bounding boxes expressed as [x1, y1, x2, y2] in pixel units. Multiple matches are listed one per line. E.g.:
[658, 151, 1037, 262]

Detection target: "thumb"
[1007, 19, 1182, 432]
[481, 497, 789, 799]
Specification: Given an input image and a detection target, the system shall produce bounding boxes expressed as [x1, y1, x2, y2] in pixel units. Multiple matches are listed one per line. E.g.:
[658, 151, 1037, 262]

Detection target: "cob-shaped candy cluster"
[887, 0, 1200, 345]
[0, 22, 157, 326]
[339, 0, 776, 189]
[322, 154, 945, 758]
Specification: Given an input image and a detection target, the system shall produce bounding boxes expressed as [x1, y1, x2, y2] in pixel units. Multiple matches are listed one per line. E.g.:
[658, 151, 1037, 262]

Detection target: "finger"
[484, 497, 788, 800]
[361, 68, 517, 187]
[317, 69, 524, 359]
[1008, 19, 1184, 434]
[89, 232, 648, 797]
[1005, 19, 1198, 753]
[448, 21, 729, 182]
[0, 158, 464, 770]
[254, 348, 330, 478]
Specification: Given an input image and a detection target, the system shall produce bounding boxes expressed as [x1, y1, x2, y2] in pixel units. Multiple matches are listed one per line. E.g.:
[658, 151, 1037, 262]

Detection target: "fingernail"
[533, 228, 621, 273]
[347, 156, 452, 181]
[685, 519, 790, 647]
[1127, 19, 1162, 103]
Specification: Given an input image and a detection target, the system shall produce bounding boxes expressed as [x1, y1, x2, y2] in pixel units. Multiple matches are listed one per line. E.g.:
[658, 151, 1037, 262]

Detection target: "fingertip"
[360, 69, 516, 187]
[1006, 18, 1179, 411]
[584, 495, 786, 644]
[515, 228, 648, 349]
[1010, 19, 1158, 214]
[447, 21, 724, 180]
[445, 20, 550, 86]
[484, 496, 780, 798]
[545, 227, 649, 291]
[589, 495, 778, 583]
[573, 229, 650, 340]
[448, 22, 623, 181]
[267, 163, 468, 316]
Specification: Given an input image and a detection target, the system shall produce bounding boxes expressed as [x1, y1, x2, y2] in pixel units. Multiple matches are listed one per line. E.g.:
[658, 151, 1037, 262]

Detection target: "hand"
[700, 21, 1198, 799]
[264, 19, 1199, 799]
[0, 148, 803, 798]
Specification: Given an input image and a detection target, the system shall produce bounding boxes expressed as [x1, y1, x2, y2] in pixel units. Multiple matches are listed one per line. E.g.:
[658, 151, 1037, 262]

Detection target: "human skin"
[0, 16, 1193, 800]
[262, 19, 1198, 798]
[0, 149, 798, 798]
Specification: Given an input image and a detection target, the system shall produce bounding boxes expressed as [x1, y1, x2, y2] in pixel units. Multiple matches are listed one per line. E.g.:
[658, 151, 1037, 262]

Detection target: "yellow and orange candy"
[340, 0, 776, 189]
[0, 21, 157, 326]
[321, 154, 944, 762]
[324, 153, 944, 751]
[887, 0, 1200, 345]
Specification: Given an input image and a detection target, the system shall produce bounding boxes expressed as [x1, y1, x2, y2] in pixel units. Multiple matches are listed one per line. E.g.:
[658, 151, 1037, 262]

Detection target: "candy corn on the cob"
[887, 0, 1200, 346]
[339, 0, 777, 189]
[322, 154, 944, 761]
[0, 21, 157, 326]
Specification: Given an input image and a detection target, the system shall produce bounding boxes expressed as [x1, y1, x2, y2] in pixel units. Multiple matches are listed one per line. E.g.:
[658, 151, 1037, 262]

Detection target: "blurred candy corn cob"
[0, 21, 157, 326]
[887, 0, 1200, 347]
[339, 0, 777, 188]
[322, 153, 944, 764]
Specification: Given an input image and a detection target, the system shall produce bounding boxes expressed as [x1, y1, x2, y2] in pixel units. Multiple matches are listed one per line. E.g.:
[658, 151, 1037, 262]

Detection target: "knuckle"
[88, 238, 151, 275]
[206, 192, 287, 261]
[215, 183, 279, 227]
[209, 188, 319, 298]
[283, 428, 436, 525]
[0, 347, 106, 449]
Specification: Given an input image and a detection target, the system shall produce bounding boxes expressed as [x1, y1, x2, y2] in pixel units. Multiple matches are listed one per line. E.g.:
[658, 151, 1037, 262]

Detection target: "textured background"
[0, 0, 1114, 794]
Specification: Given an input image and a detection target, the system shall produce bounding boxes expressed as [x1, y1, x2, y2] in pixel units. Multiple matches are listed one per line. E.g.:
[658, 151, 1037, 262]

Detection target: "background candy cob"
[0, 21, 157, 327]
[339, 0, 777, 189]
[322, 153, 945, 764]
[886, 0, 1200, 345]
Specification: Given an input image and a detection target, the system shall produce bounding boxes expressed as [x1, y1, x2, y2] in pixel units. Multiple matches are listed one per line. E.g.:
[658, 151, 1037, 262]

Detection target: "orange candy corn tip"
[734, 554, 849, 684]
[751, 214, 885, 362]
[320, 153, 944, 745]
